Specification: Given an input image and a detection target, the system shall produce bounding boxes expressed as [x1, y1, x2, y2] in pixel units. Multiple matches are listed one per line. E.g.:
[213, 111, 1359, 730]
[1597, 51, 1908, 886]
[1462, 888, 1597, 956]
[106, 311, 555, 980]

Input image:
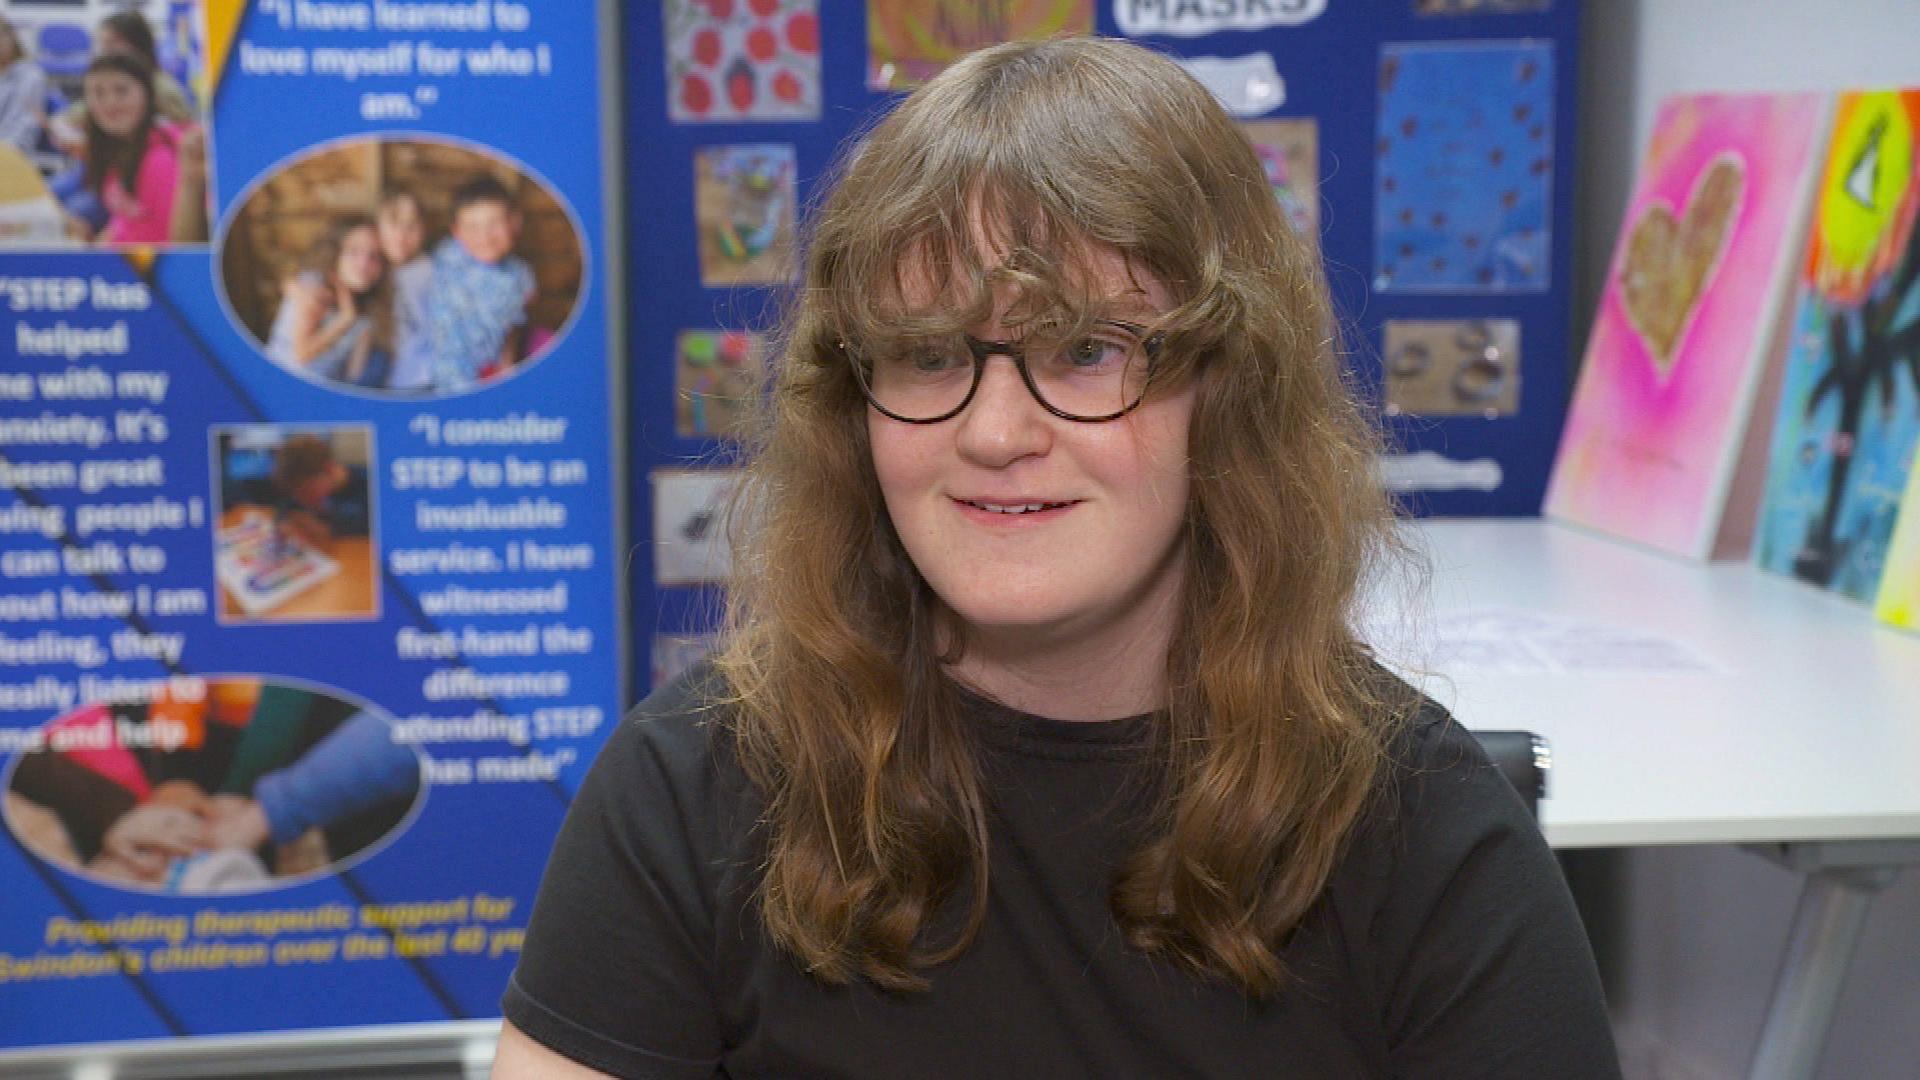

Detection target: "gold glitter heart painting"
[1547, 94, 1829, 559]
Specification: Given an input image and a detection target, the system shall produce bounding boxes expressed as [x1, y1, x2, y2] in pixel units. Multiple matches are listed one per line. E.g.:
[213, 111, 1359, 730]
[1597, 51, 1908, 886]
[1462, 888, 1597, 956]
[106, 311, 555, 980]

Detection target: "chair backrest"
[1470, 730, 1549, 819]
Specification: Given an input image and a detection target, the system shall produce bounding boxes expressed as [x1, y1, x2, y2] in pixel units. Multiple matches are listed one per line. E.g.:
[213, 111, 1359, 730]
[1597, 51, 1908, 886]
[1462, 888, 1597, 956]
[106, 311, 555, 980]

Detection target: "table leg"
[1741, 841, 1920, 1080]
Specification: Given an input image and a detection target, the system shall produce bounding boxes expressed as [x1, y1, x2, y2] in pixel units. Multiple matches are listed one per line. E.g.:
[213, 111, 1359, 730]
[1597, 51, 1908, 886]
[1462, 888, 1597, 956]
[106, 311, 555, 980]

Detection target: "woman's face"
[867, 240, 1195, 655]
[84, 71, 148, 138]
[377, 197, 424, 264]
[335, 226, 385, 292]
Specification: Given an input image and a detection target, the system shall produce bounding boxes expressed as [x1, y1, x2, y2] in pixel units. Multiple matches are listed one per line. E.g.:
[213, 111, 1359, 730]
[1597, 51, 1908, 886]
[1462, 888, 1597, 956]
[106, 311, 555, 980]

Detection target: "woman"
[266, 215, 392, 387]
[496, 38, 1617, 1077]
[0, 15, 48, 156]
[76, 53, 195, 245]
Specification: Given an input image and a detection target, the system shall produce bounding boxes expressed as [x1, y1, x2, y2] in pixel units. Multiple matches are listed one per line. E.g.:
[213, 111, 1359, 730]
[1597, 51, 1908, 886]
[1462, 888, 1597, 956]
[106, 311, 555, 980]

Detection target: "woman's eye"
[1064, 337, 1129, 369]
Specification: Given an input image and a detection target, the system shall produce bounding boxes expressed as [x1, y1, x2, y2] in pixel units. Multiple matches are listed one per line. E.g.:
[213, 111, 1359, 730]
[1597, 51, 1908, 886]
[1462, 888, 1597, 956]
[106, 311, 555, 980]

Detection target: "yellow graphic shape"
[205, 0, 247, 94]
[1876, 455, 1920, 632]
[1812, 91, 1918, 305]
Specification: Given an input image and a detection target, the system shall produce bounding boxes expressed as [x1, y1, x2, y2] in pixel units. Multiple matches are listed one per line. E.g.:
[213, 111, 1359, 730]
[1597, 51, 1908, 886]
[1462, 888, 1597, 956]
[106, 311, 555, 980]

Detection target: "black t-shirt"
[503, 669, 1620, 1078]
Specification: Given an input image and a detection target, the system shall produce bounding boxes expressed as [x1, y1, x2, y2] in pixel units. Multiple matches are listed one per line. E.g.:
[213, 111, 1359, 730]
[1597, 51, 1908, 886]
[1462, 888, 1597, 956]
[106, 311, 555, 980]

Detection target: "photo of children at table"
[3, 679, 421, 895]
[0, 3, 209, 247]
[213, 426, 378, 622]
[221, 139, 583, 398]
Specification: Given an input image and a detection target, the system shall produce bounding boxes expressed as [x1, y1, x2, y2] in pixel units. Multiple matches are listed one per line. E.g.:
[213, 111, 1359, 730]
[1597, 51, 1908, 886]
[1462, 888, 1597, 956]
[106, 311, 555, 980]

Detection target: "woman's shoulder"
[1352, 665, 1538, 854]
[584, 661, 755, 823]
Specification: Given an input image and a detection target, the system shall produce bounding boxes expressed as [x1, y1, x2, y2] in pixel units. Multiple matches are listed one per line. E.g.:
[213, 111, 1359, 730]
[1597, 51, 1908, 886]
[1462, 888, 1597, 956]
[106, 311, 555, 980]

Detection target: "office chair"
[1471, 730, 1550, 819]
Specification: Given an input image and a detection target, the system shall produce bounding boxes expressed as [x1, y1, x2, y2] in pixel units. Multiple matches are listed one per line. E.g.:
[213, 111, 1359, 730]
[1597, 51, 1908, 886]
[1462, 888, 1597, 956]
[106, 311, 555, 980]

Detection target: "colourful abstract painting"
[1756, 91, 1920, 602]
[665, 0, 821, 122]
[867, 0, 1093, 91]
[1373, 40, 1554, 293]
[693, 145, 797, 287]
[1545, 93, 1829, 558]
[1241, 118, 1319, 241]
[675, 330, 763, 438]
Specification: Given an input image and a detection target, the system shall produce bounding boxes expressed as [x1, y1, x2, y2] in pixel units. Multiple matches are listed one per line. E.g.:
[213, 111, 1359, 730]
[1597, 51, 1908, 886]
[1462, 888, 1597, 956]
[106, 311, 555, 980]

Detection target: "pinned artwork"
[1382, 318, 1521, 418]
[868, 0, 1093, 91]
[1756, 91, 1920, 603]
[1546, 93, 1829, 559]
[1374, 41, 1554, 294]
[693, 145, 797, 287]
[653, 469, 739, 587]
[1240, 119, 1318, 240]
[665, 0, 821, 123]
[675, 330, 764, 438]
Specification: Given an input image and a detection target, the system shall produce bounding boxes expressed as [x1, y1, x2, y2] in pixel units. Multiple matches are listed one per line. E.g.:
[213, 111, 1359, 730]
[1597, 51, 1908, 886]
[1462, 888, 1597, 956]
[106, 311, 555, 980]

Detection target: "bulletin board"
[622, 2, 1584, 691]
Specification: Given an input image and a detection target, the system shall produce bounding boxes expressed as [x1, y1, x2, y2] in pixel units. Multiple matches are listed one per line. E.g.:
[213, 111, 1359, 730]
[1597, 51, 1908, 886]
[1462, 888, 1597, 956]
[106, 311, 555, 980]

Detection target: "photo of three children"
[220, 137, 584, 398]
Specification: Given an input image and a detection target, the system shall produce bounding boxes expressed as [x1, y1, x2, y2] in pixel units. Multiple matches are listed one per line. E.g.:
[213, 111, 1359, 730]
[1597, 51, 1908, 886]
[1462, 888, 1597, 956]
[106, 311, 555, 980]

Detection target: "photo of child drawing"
[211, 425, 378, 623]
[3, 677, 422, 896]
[219, 137, 584, 398]
[0, 1, 211, 248]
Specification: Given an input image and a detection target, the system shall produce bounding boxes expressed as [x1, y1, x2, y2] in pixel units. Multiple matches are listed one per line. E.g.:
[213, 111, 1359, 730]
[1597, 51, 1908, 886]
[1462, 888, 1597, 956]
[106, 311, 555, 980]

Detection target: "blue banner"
[1, 0, 620, 1052]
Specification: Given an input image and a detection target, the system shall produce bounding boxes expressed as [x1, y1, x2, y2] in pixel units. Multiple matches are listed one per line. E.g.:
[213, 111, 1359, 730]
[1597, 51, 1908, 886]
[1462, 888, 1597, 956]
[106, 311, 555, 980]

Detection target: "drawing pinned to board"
[1240, 119, 1318, 240]
[664, 0, 821, 122]
[675, 330, 763, 438]
[1545, 93, 1830, 560]
[1382, 318, 1521, 418]
[1755, 91, 1920, 602]
[1373, 40, 1554, 293]
[867, 0, 1093, 91]
[693, 145, 796, 287]
[653, 469, 739, 587]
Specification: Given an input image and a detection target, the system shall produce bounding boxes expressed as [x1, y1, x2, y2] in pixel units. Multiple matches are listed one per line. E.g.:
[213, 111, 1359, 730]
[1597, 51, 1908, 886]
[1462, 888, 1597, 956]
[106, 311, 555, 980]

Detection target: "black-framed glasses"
[843, 319, 1165, 424]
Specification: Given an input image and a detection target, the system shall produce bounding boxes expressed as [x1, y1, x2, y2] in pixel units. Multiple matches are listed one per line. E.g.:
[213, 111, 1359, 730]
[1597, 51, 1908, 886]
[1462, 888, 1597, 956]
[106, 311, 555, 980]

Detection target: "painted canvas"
[665, 0, 821, 122]
[1756, 91, 1920, 602]
[867, 0, 1093, 91]
[1241, 118, 1319, 241]
[1373, 40, 1554, 293]
[1545, 93, 1829, 558]
[1877, 457, 1920, 631]
[674, 330, 763, 438]
[693, 145, 797, 287]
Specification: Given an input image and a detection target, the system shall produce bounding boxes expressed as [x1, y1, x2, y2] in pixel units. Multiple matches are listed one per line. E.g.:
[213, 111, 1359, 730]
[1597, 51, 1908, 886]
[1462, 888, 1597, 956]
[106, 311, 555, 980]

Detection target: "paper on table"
[1368, 607, 1724, 676]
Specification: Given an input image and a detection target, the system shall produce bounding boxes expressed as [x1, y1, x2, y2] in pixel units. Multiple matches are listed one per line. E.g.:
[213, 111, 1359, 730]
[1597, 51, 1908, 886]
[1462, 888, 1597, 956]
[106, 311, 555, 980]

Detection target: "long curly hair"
[715, 36, 1407, 997]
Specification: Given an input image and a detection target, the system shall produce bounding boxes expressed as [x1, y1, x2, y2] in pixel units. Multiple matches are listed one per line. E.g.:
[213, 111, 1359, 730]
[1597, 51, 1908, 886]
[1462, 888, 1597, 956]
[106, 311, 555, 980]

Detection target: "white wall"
[1574, 3, 1920, 1078]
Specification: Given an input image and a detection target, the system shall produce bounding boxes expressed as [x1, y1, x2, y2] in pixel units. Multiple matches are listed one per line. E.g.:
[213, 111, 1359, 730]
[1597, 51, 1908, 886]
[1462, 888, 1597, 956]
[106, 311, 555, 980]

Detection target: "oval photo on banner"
[2, 676, 424, 896]
[217, 135, 587, 400]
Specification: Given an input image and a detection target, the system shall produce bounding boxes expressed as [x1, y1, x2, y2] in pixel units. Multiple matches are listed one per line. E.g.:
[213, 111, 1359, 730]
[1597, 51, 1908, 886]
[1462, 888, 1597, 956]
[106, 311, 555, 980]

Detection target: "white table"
[1378, 520, 1920, 1080]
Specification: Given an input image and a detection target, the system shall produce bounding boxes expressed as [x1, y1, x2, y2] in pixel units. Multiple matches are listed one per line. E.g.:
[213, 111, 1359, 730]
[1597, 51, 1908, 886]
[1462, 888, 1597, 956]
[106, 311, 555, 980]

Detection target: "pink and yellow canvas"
[1876, 457, 1920, 632]
[1546, 94, 1829, 557]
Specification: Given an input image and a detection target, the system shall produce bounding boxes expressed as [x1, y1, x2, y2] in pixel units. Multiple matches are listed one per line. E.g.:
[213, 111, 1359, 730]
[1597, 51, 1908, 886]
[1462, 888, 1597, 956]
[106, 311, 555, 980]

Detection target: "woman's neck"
[944, 592, 1180, 723]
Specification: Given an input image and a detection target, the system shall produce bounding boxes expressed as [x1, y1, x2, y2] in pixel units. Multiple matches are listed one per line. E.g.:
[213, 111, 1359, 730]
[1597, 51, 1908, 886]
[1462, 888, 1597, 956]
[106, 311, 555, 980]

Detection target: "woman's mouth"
[953, 497, 1080, 516]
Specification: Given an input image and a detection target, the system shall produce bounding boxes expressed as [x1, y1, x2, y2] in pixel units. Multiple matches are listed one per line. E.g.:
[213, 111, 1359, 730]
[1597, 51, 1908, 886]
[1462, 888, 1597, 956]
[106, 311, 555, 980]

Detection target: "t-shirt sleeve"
[1368, 708, 1622, 1078]
[501, 677, 735, 1079]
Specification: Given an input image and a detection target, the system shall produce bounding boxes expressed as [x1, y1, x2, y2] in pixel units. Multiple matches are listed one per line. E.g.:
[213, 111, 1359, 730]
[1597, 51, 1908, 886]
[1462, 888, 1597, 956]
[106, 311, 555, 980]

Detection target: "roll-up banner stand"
[0, 0, 625, 1069]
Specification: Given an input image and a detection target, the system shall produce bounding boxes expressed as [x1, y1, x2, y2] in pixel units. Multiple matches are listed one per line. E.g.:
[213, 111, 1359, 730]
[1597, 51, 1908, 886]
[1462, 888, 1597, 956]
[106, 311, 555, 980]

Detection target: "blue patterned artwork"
[1374, 40, 1554, 293]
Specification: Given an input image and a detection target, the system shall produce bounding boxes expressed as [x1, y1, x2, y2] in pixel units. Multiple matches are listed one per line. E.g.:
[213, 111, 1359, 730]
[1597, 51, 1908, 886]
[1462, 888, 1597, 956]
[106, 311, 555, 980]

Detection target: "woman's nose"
[954, 354, 1051, 465]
